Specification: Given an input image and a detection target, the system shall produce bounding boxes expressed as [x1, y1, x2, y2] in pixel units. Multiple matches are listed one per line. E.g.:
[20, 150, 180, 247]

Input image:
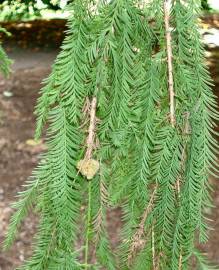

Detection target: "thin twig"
[85, 97, 97, 160]
[128, 187, 157, 265]
[176, 112, 191, 197]
[138, 190, 156, 236]
[93, 163, 109, 242]
[85, 182, 92, 270]
[83, 96, 98, 270]
[164, 12, 181, 269]
[152, 225, 156, 270]
[164, 0, 175, 127]
[179, 251, 183, 270]
[155, 253, 161, 270]
[176, 113, 190, 269]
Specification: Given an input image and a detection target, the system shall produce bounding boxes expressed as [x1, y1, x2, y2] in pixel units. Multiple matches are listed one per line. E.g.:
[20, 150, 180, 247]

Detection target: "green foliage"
[4, 0, 218, 270]
[0, 0, 39, 21]
[201, 0, 211, 10]
[0, 27, 12, 76]
[0, 0, 65, 21]
[194, 250, 219, 270]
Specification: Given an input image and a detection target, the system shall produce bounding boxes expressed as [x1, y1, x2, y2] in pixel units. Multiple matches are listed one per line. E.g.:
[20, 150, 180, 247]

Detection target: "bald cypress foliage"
[4, 1, 219, 269]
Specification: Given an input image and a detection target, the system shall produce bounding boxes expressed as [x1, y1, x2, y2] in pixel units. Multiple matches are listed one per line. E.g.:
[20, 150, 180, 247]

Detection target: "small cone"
[77, 159, 100, 180]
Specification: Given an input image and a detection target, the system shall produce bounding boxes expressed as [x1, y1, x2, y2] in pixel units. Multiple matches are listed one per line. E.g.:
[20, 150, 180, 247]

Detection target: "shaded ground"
[0, 18, 219, 269]
[0, 48, 57, 269]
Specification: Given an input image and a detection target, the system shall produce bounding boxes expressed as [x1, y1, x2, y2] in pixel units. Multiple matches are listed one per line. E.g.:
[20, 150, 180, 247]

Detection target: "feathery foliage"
[0, 27, 11, 76]
[4, 0, 218, 270]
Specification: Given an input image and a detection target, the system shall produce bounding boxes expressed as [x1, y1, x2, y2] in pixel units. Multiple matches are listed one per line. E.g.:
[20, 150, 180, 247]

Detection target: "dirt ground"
[0, 18, 219, 269]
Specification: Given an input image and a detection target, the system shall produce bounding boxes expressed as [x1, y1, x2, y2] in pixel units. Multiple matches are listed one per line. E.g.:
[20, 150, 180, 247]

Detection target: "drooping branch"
[164, 0, 175, 127]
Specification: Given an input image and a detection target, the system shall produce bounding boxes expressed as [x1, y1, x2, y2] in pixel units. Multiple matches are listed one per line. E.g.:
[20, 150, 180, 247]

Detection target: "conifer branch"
[164, 0, 175, 127]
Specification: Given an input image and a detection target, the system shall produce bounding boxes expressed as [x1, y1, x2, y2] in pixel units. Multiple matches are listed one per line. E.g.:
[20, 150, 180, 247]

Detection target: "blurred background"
[0, 0, 219, 269]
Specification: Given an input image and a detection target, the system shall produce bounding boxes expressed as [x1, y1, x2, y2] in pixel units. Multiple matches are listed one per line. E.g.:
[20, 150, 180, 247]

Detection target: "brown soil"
[0, 17, 219, 269]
